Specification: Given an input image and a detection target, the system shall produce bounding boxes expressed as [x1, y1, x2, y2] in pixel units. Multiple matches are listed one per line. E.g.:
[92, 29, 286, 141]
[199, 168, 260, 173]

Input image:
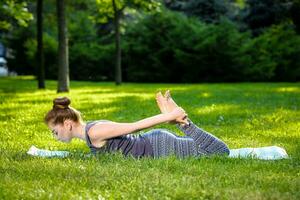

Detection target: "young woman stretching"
[44, 91, 230, 159]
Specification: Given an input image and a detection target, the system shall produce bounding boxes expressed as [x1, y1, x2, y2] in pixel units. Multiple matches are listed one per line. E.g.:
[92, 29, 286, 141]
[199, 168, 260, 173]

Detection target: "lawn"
[0, 76, 299, 199]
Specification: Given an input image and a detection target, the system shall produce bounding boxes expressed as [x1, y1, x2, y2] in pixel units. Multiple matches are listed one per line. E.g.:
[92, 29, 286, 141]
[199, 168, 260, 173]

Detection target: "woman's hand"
[167, 107, 188, 124]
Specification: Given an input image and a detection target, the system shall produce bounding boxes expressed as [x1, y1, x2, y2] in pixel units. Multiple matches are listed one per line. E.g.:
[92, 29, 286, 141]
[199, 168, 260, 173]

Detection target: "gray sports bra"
[85, 120, 154, 158]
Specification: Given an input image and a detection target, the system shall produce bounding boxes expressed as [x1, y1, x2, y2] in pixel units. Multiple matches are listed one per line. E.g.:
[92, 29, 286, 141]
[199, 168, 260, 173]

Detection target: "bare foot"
[164, 90, 178, 111]
[156, 91, 178, 124]
[156, 90, 189, 125]
[155, 91, 168, 114]
[164, 90, 189, 125]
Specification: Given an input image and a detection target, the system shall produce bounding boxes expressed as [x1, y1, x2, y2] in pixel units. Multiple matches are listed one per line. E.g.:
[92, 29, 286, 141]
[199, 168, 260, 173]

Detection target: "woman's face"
[48, 121, 72, 143]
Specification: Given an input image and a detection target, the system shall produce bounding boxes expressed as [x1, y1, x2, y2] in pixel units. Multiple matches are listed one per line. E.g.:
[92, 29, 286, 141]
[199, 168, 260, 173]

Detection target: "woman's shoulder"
[86, 120, 114, 140]
[86, 119, 112, 129]
[86, 120, 112, 148]
[87, 119, 111, 124]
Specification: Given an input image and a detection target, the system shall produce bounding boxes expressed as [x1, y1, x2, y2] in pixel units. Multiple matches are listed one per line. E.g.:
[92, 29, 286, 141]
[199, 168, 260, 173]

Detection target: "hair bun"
[53, 97, 71, 109]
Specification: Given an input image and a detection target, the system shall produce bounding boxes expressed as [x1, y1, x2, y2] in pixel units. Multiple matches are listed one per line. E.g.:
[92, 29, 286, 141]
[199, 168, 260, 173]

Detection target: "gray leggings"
[142, 119, 230, 159]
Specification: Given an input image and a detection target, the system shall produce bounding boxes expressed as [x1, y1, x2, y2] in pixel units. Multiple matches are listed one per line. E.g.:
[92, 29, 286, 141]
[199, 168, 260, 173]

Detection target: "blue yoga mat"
[27, 145, 289, 160]
[229, 146, 288, 160]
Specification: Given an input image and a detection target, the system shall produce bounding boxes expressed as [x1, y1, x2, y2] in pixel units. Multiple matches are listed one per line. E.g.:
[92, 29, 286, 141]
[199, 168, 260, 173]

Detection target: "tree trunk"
[112, 0, 122, 85]
[37, 0, 45, 89]
[56, 0, 69, 92]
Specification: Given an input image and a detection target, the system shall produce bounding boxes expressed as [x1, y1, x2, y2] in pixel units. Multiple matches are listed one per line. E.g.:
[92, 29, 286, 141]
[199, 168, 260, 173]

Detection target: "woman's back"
[85, 120, 154, 158]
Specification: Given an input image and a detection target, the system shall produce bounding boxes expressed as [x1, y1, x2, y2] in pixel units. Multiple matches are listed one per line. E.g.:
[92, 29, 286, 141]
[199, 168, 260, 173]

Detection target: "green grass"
[0, 76, 299, 199]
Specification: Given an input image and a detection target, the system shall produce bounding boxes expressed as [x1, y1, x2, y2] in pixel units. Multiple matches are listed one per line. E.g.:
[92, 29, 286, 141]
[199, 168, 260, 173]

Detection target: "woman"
[44, 91, 230, 159]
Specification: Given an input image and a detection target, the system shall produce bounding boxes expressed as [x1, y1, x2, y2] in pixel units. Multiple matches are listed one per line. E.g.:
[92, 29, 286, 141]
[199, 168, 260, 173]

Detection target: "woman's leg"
[142, 129, 198, 159]
[156, 91, 230, 156]
[177, 119, 230, 156]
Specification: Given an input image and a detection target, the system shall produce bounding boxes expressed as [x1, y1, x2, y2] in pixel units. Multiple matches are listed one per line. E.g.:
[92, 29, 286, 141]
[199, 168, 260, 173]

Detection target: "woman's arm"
[89, 107, 187, 141]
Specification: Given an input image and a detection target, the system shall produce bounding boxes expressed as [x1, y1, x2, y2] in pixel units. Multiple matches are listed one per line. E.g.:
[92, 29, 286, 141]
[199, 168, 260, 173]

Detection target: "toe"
[164, 90, 171, 99]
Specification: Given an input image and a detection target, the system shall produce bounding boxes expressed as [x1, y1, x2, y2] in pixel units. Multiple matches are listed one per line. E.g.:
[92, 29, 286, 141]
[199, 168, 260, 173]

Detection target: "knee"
[207, 143, 230, 156]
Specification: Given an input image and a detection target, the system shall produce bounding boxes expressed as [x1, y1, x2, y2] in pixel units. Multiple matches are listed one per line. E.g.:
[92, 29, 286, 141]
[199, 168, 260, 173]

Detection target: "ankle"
[179, 121, 190, 128]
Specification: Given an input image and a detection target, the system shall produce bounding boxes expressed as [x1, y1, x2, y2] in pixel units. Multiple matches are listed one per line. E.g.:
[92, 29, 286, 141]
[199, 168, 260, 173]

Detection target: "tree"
[183, 0, 230, 24]
[241, 0, 291, 36]
[164, 0, 234, 24]
[291, 0, 300, 34]
[56, 0, 69, 92]
[37, 0, 45, 89]
[95, 0, 160, 85]
[112, 0, 123, 85]
[164, 0, 185, 11]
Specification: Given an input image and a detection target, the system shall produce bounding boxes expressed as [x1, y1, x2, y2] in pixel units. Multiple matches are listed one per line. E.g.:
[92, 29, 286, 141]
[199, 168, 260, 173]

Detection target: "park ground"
[0, 76, 299, 199]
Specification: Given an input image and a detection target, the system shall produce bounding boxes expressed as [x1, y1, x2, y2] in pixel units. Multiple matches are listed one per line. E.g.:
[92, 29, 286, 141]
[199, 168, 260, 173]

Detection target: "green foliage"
[94, 0, 161, 23]
[183, 0, 231, 23]
[241, 0, 291, 36]
[165, 0, 240, 24]
[238, 23, 300, 81]
[291, 1, 300, 33]
[263, 24, 300, 81]
[94, 0, 116, 23]
[68, 6, 97, 42]
[3, 0, 299, 82]
[0, 0, 33, 31]
[5, 26, 35, 75]
[172, 18, 250, 82]
[5, 0, 106, 80]
[121, 9, 300, 82]
[24, 33, 58, 79]
[123, 10, 260, 82]
[0, 77, 299, 199]
[123, 10, 185, 82]
[70, 42, 115, 81]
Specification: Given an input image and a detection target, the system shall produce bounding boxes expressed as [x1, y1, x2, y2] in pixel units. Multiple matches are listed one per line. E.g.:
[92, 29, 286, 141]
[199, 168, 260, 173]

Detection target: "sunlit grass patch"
[0, 77, 299, 199]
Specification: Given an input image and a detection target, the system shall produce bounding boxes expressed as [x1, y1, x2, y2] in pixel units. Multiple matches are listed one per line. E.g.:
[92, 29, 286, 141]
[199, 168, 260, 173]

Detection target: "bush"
[237, 23, 300, 81]
[123, 10, 300, 82]
[24, 33, 58, 79]
[171, 18, 250, 82]
[266, 24, 300, 81]
[123, 10, 251, 82]
[70, 42, 114, 81]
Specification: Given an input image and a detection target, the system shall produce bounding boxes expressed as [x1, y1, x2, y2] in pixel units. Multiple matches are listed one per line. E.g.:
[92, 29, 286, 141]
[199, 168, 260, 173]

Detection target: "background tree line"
[1, 0, 300, 83]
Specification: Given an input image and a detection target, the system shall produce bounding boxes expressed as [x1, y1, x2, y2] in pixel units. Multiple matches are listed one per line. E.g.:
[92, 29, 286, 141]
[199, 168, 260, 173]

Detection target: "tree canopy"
[0, 0, 33, 31]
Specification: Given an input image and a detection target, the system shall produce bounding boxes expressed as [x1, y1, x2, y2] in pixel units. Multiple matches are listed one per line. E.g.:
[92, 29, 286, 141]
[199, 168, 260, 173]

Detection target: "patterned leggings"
[142, 119, 230, 159]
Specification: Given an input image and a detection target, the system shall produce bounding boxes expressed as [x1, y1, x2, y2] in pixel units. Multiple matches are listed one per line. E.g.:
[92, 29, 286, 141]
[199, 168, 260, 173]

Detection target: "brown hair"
[44, 97, 82, 125]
